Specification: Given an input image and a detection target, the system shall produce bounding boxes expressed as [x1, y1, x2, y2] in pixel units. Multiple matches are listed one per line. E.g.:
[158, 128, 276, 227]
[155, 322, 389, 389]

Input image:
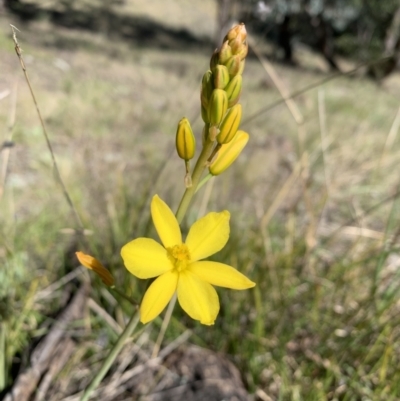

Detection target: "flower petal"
[76, 251, 114, 286]
[121, 238, 172, 279]
[151, 195, 182, 248]
[185, 211, 230, 261]
[140, 271, 178, 324]
[188, 261, 255, 289]
[177, 271, 219, 325]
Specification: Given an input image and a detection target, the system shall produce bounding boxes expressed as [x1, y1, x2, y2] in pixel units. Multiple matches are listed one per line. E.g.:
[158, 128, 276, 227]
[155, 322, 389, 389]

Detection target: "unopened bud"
[201, 70, 214, 109]
[219, 40, 232, 64]
[201, 105, 210, 124]
[176, 117, 196, 161]
[237, 41, 248, 60]
[238, 59, 246, 76]
[208, 89, 228, 126]
[210, 49, 219, 70]
[217, 104, 242, 144]
[224, 55, 241, 77]
[209, 130, 249, 176]
[213, 65, 230, 89]
[76, 251, 114, 286]
[225, 75, 242, 107]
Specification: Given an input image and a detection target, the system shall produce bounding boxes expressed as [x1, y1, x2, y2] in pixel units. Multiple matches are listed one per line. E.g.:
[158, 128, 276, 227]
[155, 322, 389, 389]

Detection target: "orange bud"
[76, 252, 114, 286]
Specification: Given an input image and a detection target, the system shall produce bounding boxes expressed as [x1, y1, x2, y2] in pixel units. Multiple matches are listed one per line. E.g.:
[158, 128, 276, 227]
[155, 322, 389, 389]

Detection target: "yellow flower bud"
[213, 65, 230, 89]
[238, 59, 246, 76]
[209, 130, 249, 176]
[225, 75, 242, 107]
[208, 89, 228, 126]
[176, 117, 196, 161]
[217, 104, 242, 145]
[76, 251, 114, 286]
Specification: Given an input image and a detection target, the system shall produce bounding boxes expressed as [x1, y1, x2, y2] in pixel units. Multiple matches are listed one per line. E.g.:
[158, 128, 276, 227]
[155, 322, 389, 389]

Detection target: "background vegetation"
[1, 0, 400, 400]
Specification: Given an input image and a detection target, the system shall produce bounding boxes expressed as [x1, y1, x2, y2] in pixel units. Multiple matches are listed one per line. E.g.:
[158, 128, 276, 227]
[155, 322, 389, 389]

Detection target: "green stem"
[176, 132, 215, 223]
[79, 312, 140, 401]
[196, 173, 213, 193]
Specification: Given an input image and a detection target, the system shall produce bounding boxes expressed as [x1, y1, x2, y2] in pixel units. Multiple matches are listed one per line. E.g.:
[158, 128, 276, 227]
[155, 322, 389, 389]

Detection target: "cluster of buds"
[175, 24, 249, 186]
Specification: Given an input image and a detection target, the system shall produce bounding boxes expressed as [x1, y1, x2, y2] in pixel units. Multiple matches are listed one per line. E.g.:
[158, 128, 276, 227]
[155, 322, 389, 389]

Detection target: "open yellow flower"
[121, 195, 255, 325]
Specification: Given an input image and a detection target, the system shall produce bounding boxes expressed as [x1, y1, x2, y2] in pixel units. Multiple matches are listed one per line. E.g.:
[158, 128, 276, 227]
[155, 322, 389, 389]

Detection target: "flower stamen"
[167, 244, 191, 272]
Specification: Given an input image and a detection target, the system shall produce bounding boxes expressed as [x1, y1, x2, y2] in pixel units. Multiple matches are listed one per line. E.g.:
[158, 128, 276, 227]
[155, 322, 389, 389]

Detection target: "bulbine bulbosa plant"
[76, 23, 255, 401]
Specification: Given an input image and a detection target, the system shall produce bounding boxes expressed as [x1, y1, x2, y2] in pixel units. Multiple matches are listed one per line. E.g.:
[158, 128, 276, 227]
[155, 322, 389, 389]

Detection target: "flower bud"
[237, 41, 248, 60]
[208, 89, 228, 126]
[201, 70, 214, 109]
[76, 251, 114, 286]
[218, 40, 232, 64]
[201, 105, 210, 124]
[176, 118, 196, 161]
[217, 104, 242, 144]
[225, 75, 242, 107]
[238, 59, 246, 76]
[210, 48, 219, 70]
[213, 65, 230, 89]
[209, 130, 249, 176]
[224, 24, 246, 42]
[224, 55, 241, 77]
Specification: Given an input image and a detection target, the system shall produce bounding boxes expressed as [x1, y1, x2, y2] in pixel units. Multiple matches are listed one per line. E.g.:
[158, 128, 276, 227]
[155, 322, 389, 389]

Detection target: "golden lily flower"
[76, 251, 114, 287]
[121, 195, 255, 325]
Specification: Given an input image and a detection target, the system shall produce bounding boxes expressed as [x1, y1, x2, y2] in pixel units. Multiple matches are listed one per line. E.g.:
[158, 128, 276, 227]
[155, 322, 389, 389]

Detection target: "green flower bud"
[208, 89, 228, 126]
[217, 104, 242, 144]
[201, 105, 210, 124]
[218, 40, 232, 64]
[176, 117, 196, 161]
[210, 130, 249, 175]
[224, 55, 241, 77]
[210, 48, 219, 70]
[213, 65, 230, 89]
[225, 75, 242, 107]
[201, 70, 214, 109]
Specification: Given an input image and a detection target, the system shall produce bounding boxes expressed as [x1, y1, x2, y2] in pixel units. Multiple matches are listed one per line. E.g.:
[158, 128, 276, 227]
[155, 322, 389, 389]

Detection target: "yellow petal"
[121, 238, 172, 279]
[177, 271, 219, 325]
[140, 271, 178, 324]
[151, 195, 182, 248]
[189, 261, 255, 289]
[185, 211, 230, 261]
[76, 251, 114, 286]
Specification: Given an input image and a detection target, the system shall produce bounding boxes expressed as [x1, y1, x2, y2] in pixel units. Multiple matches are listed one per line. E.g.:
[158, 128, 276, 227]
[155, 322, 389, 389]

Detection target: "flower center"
[167, 244, 191, 272]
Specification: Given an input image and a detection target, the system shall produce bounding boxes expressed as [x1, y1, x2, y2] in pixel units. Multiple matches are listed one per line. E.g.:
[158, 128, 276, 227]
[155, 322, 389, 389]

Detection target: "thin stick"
[10, 25, 85, 232]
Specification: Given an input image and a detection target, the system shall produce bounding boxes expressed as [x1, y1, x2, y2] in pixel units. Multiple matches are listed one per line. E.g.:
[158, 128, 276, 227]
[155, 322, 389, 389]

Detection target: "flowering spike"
[210, 130, 249, 176]
[176, 117, 196, 161]
[217, 104, 242, 145]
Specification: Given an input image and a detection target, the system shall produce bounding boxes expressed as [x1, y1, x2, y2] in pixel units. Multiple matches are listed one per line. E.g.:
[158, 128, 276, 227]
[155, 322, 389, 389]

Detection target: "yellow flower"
[76, 251, 115, 287]
[121, 195, 255, 325]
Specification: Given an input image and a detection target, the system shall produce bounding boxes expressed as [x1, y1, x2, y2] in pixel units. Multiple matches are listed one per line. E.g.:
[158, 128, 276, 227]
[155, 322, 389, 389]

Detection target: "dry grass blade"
[9, 25, 85, 233]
